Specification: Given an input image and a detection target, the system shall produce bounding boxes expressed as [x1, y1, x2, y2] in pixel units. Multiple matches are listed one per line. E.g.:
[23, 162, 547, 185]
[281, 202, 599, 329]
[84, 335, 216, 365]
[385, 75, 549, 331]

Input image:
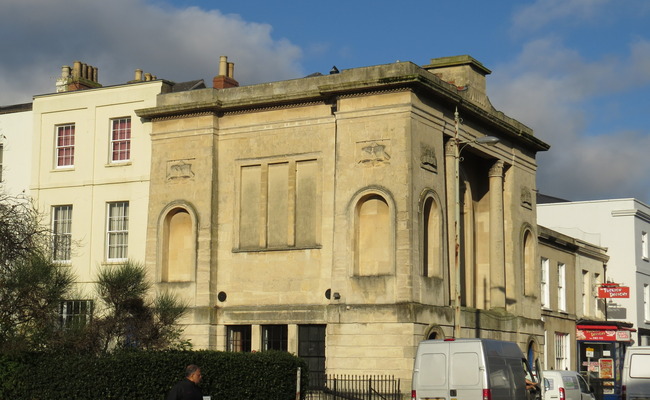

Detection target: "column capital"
[444, 139, 456, 157]
[489, 160, 505, 177]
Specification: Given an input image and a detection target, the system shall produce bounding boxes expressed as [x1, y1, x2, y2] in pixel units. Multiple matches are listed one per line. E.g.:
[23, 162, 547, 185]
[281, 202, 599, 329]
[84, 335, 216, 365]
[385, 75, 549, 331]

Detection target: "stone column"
[489, 160, 506, 309]
[444, 140, 458, 309]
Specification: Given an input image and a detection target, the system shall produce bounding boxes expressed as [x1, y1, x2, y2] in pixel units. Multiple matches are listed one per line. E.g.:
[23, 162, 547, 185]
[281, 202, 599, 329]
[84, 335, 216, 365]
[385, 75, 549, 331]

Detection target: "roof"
[0, 102, 33, 114]
[537, 192, 570, 204]
[171, 80, 206, 92]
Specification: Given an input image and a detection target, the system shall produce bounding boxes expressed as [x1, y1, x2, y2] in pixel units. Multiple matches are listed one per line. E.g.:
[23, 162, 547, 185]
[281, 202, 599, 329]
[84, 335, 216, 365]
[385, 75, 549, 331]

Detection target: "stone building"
[136, 54, 550, 387]
[538, 225, 608, 370]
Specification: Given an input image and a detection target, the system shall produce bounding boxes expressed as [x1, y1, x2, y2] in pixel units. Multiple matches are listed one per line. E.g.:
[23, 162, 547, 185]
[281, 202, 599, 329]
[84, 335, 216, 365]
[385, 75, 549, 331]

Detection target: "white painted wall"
[0, 106, 33, 196]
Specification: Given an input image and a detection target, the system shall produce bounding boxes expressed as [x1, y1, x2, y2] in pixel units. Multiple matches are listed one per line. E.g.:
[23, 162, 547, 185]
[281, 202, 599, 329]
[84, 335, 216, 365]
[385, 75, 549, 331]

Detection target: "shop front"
[576, 321, 635, 400]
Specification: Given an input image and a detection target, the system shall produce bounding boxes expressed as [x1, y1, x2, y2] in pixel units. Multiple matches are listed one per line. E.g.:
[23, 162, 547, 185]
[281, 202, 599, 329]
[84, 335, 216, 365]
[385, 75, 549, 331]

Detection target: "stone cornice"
[611, 208, 650, 223]
[135, 62, 550, 152]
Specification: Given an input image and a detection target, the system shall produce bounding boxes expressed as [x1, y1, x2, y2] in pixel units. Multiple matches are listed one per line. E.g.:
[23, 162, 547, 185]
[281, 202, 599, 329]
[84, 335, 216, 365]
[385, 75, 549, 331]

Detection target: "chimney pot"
[73, 61, 82, 79]
[144, 72, 152, 81]
[218, 56, 228, 76]
[61, 65, 71, 79]
[213, 56, 239, 89]
[135, 69, 143, 81]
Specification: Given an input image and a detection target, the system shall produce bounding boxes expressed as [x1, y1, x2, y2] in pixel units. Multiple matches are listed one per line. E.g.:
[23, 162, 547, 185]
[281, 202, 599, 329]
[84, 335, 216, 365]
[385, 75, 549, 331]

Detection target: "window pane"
[111, 117, 131, 162]
[555, 333, 569, 370]
[52, 205, 73, 261]
[60, 300, 93, 329]
[107, 202, 129, 260]
[56, 124, 75, 167]
[262, 325, 288, 351]
[558, 263, 566, 311]
[227, 325, 251, 352]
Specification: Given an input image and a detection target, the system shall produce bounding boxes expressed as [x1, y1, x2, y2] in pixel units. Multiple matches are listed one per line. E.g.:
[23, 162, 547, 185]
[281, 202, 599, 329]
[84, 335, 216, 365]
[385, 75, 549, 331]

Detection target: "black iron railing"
[306, 374, 402, 400]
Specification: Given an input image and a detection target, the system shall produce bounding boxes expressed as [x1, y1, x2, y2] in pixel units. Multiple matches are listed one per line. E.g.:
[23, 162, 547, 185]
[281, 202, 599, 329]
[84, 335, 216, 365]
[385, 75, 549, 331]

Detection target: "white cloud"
[0, 0, 303, 106]
[489, 37, 650, 201]
[512, 0, 611, 34]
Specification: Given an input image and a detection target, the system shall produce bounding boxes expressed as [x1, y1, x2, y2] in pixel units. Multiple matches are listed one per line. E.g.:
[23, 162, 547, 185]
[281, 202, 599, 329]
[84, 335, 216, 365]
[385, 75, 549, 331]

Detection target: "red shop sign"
[577, 327, 633, 342]
[598, 285, 630, 298]
[577, 329, 617, 341]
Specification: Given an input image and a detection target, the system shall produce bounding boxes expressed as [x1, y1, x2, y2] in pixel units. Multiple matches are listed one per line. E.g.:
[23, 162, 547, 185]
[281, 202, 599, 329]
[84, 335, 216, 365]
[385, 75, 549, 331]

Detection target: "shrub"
[0, 349, 308, 400]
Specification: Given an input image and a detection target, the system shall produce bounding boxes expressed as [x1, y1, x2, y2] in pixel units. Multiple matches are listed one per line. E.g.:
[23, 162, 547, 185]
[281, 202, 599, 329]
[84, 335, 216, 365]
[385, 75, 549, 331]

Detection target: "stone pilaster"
[489, 160, 506, 308]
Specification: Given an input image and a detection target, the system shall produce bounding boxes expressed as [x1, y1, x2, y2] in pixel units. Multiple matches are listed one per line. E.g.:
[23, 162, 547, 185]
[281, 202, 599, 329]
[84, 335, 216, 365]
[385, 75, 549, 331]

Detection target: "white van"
[411, 338, 531, 400]
[542, 370, 595, 400]
[622, 346, 650, 400]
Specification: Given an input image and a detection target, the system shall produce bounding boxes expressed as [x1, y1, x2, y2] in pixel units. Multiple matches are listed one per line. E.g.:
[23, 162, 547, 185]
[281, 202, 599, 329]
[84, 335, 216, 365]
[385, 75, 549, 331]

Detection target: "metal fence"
[306, 374, 403, 400]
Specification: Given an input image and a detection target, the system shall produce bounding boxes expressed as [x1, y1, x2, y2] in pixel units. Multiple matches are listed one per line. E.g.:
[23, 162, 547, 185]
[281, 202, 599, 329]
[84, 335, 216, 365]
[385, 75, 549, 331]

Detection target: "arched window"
[162, 208, 194, 282]
[423, 196, 442, 278]
[355, 194, 391, 276]
[523, 229, 535, 296]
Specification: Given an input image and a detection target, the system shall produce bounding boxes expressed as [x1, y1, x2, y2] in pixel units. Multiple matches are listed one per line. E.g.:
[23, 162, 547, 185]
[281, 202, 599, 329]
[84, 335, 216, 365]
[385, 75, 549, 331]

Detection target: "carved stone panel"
[521, 186, 532, 209]
[420, 143, 437, 173]
[356, 140, 391, 167]
[166, 159, 195, 181]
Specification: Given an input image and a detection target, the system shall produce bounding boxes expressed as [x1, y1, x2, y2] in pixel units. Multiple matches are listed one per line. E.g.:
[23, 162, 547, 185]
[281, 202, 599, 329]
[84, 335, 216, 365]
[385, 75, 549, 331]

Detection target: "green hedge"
[0, 350, 308, 400]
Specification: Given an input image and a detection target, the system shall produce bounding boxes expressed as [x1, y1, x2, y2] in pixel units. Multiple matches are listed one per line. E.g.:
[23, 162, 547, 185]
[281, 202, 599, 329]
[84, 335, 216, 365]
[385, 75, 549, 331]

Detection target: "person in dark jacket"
[166, 364, 203, 400]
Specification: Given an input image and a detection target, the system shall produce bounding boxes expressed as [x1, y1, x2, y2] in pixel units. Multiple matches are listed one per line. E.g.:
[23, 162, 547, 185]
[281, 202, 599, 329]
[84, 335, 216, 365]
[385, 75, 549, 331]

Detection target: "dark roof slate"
[171, 80, 206, 92]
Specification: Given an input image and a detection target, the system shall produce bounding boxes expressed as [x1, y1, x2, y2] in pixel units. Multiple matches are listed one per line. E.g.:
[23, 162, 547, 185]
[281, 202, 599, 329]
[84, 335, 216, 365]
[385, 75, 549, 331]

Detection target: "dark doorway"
[299, 324, 326, 389]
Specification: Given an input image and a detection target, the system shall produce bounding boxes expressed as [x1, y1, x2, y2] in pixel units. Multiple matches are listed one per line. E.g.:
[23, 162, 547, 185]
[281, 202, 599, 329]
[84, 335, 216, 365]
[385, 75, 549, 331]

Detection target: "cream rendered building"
[0, 103, 33, 197]
[137, 55, 550, 388]
[29, 62, 196, 301]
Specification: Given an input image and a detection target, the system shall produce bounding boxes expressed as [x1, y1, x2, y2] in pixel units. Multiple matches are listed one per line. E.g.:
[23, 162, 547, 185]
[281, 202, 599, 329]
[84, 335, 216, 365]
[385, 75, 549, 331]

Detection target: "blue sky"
[2, 0, 650, 203]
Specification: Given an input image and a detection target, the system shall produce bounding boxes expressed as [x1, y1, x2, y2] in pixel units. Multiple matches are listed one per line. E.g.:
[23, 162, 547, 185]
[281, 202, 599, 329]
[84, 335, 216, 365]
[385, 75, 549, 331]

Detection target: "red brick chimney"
[56, 61, 102, 93]
[212, 56, 239, 89]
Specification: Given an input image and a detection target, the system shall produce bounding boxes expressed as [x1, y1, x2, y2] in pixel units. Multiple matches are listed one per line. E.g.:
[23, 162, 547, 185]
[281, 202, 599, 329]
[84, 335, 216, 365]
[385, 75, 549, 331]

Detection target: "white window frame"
[541, 257, 550, 308]
[60, 299, 93, 329]
[52, 205, 73, 262]
[110, 117, 131, 163]
[643, 231, 649, 261]
[106, 201, 129, 261]
[558, 263, 566, 312]
[644, 284, 650, 322]
[582, 270, 590, 316]
[55, 123, 75, 168]
[555, 332, 569, 370]
[0, 143, 3, 182]
[594, 273, 601, 316]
